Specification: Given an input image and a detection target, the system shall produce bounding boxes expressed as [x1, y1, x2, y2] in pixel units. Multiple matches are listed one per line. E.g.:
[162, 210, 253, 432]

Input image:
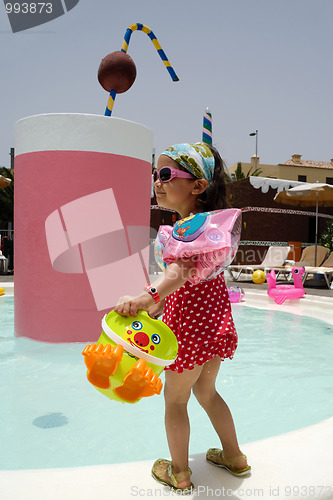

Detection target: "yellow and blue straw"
[105, 23, 179, 116]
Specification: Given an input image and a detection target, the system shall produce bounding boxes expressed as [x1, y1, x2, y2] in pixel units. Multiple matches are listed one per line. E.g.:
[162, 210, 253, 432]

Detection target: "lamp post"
[249, 130, 258, 171]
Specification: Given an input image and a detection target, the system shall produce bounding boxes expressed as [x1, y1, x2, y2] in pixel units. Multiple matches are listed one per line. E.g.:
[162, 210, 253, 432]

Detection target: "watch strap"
[145, 283, 160, 304]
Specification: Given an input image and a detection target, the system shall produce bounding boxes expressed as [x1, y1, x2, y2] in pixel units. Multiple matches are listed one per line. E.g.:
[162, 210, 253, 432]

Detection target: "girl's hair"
[196, 145, 229, 211]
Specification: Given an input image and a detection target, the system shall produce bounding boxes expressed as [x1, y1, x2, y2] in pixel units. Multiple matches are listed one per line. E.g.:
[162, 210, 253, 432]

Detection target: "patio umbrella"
[274, 182, 333, 265]
[0, 175, 11, 189]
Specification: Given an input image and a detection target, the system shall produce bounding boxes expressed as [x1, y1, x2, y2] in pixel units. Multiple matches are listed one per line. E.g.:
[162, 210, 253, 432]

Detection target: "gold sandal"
[206, 448, 251, 476]
[151, 459, 194, 494]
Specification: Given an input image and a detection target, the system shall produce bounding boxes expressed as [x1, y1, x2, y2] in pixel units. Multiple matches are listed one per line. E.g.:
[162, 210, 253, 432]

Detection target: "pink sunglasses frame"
[153, 166, 195, 183]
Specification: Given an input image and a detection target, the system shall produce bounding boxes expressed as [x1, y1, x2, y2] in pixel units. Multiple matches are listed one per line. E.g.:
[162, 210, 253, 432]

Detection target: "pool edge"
[1, 417, 332, 499]
[0, 282, 14, 295]
[233, 288, 333, 325]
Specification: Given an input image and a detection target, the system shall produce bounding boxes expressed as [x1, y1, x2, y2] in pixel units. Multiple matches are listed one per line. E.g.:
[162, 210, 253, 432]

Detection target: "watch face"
[151, 287, 157, 294]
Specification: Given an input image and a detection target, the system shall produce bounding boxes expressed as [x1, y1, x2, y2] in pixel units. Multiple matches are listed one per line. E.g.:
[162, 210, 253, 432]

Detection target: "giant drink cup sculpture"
[14, 23, 179, 342]
[98, 23, 179, 116]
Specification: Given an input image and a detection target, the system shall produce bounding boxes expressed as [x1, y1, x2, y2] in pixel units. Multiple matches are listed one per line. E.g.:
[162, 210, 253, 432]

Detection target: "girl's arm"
[147, 298, 165, 319]
[114, 258, 196, 317]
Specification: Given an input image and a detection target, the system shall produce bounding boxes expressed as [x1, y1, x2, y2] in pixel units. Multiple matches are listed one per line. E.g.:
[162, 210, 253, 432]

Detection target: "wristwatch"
[145, 283, 160, 304]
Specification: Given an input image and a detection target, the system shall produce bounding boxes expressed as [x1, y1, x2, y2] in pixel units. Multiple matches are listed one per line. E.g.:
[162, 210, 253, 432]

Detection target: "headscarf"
[160, 142, 215, 186]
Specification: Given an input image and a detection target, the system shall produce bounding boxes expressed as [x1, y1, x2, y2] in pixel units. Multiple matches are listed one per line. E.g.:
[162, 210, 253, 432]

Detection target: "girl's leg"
[192, 356, 248, 469]
[163, 365, 203, 486]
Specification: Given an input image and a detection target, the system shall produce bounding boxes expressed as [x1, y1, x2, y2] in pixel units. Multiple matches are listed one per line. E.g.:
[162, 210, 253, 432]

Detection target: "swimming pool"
[1, 294, 333, 471]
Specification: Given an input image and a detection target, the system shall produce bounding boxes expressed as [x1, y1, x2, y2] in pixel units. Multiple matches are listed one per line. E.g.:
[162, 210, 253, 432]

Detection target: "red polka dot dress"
[163, 273, 238, 373]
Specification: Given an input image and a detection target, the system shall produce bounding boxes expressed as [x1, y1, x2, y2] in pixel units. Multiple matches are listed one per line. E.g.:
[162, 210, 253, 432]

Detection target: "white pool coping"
[236, 287, 333, 324]
[0, 281, 13, 295]
[1, 287, 333, 499]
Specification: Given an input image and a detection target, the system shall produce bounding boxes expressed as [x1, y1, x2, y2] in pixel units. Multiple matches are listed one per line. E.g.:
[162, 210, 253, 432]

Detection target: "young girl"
[114, 142, 251, 493]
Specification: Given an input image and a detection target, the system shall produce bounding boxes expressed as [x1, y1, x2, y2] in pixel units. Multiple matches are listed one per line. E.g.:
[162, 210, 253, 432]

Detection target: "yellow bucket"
[82, 310, 178, 403]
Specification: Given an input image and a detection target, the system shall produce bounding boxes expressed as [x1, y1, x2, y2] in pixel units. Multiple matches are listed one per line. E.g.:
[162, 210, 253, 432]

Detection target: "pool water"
[1, 295, 333, 470]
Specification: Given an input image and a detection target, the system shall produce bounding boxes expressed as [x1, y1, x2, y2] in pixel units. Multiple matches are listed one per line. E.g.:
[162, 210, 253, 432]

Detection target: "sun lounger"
[227, 245, 291, 281]
[0, 253, 8, 274]
[271, 245, 330, 283]
[292, 245, 329, 267]
[302, 252, 333, 288]
[0, 237, 8, 274]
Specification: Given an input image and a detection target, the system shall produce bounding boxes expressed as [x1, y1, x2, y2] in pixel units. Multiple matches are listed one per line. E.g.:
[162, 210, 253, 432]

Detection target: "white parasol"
[274, 182, 333, 265]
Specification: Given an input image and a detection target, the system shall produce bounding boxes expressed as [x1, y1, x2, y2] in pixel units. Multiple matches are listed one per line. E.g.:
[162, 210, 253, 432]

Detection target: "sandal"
[206, 448, 251, 477]
[151, 458, 194, 494]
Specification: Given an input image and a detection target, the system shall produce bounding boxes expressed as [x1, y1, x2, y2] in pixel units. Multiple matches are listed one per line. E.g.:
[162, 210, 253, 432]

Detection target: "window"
[326, 177, 333, 185]
[298, 175, 307, 182]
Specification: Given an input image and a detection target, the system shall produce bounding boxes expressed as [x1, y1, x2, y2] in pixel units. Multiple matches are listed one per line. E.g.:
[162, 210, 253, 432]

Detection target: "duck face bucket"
[82, 310, 178, 403]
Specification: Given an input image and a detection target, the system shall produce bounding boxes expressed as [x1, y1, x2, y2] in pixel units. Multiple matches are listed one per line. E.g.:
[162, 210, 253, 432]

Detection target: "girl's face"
[154, 155, 208, 218]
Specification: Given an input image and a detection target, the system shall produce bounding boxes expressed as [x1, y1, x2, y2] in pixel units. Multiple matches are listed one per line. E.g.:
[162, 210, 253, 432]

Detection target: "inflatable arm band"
[154, 209, 242, 284]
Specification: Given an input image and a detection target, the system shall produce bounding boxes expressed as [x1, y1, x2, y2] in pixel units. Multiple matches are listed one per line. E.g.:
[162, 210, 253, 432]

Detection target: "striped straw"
[105, 23, 179, 116]
[202, 107, 212, 145]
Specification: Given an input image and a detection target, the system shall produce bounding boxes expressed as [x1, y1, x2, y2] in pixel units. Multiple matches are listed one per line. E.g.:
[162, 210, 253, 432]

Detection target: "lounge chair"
[0, 236, 8, 274]
[293, 245, 329, 267]
[0, 254, 8, 274]
[302, 252, 333, 288]
[227, 245, 291, 281]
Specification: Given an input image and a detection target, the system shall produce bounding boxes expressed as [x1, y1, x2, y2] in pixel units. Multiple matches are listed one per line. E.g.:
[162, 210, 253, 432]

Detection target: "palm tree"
[233, 162, 262, 180]
[319, 220, 333, 252]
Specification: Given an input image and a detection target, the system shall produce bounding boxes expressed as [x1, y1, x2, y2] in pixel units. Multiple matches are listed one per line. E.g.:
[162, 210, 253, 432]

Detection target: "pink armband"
[154, 209, 241, 284]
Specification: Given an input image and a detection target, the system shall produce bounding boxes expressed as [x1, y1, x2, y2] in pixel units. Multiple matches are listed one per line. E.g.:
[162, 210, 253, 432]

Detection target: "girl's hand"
[114, 258, 194, 318]
[114, 292, 154, 317]
[148, 298, 165, 319]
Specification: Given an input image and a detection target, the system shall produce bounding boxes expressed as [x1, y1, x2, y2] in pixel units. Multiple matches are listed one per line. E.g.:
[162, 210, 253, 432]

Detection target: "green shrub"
[319, 219, 333, 252]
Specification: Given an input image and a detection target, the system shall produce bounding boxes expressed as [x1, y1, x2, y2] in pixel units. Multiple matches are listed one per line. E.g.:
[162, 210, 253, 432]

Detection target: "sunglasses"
[153, 166, 195, 183]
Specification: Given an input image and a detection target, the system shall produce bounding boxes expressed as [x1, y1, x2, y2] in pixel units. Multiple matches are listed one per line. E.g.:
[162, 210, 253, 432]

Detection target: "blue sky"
[0, 0, 332, 170]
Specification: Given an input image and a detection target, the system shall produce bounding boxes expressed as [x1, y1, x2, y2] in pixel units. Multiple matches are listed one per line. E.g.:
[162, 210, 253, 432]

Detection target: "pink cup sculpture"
[14, 113, 153, 342]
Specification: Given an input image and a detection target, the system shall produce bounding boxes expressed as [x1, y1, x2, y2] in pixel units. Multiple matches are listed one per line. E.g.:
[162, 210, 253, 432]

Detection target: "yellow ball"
[252, 270, 266, 284]
[0, 287, 5, 296]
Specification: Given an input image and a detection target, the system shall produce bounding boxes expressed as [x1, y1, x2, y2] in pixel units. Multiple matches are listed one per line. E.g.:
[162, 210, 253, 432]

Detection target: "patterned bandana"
[160, 142, 215, 186]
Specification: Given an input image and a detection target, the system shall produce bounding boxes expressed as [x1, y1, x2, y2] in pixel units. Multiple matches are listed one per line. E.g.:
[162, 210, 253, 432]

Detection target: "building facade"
[228, 154, 333, 184]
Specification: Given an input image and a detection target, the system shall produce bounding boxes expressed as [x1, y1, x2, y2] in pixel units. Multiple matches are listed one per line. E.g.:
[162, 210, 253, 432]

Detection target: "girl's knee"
[164, 365, 203, 405]
[164, 386, 191, 406]
[193, 384, 216, 408]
